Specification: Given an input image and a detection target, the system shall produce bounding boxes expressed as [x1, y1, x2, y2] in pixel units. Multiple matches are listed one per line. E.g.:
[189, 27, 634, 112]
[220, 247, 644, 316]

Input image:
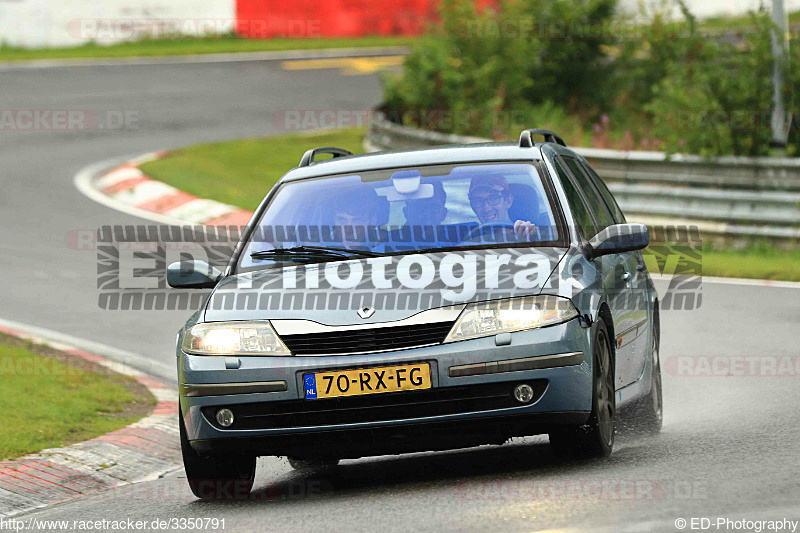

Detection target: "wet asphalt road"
[2, 56, 799, 532]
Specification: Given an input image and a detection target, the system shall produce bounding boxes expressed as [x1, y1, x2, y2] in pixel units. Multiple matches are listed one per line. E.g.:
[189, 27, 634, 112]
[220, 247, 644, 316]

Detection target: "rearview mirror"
[167, 260, 221, 289]
[384, 170, 434, 201]
[587, 223, 649, 260]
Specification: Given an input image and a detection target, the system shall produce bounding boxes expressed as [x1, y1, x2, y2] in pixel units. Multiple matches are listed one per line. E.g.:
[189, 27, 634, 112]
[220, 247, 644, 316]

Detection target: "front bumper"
[178, 317, 592, 456]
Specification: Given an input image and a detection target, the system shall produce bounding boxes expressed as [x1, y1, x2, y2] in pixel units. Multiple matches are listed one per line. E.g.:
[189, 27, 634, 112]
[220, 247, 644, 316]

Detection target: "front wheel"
[549, 319, 615, 459]
[180, 412, 256, 500]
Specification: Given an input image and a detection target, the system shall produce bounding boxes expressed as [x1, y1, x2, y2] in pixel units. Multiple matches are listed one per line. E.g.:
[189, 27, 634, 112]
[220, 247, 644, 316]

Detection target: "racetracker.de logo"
[0, 110, 139, 131]
[452, 478, 707, 501]
[665, 355, 800, 377]
[66, 18, 323, 40]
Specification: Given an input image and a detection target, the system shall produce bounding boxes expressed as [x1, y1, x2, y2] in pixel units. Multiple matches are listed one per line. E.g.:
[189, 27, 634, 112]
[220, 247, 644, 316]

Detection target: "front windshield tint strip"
[237, 161, 566, 272]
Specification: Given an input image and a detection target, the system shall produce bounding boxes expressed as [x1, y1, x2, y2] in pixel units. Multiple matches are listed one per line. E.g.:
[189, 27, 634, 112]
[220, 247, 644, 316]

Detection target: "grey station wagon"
[169, 129, 662, 499]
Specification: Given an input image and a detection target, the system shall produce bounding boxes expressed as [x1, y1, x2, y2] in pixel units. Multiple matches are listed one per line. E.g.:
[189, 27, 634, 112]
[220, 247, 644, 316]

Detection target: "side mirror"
[587, 223, 649, 260]
[167, 260, 221, 289]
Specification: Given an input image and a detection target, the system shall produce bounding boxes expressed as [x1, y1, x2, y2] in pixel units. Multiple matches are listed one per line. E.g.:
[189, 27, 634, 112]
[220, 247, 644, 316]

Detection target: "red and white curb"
[0, 324, 180, 518]
[77, 151, 254, 228]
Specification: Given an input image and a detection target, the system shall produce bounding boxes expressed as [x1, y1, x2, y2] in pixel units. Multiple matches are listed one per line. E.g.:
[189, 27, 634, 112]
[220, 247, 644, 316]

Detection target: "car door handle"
[621, 271, 631, 282]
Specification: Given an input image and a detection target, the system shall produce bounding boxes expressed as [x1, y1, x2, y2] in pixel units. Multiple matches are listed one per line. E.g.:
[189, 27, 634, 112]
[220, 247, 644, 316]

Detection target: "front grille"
[203, 380, 548, 431]
[280, 321, 454, 355]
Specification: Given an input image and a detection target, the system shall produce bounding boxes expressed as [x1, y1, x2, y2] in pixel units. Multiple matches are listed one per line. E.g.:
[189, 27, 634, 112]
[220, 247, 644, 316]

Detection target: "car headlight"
[181, 321, 290, 356]
[444, 295, 578, 343]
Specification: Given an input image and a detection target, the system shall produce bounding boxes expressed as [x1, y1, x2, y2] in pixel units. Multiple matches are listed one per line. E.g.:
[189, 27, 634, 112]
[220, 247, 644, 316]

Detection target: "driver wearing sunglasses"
[468, 175, 537, 240]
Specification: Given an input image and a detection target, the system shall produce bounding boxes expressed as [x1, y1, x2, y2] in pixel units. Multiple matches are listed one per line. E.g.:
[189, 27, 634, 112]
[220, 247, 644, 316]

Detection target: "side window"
[580, 161, 626, 224]
[563, 156, 615, 231]
[553, 157, 597, 240]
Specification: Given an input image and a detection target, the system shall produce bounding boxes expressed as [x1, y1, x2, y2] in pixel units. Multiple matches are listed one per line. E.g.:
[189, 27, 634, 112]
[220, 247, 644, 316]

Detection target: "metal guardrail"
[365, 118, 800, 243]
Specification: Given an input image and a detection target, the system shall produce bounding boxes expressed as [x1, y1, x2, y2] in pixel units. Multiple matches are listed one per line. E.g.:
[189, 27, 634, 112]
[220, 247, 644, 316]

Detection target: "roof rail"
[298, 147, 353, 167]
[519, 129, 566, 148]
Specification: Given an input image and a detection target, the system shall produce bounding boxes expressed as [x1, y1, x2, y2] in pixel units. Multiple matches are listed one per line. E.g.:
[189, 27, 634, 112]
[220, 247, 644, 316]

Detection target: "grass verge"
[0, 332, 155, 460]
[0, 35, 413, 63]
[698, 246, 800, 282]
[140, 128, 366, 211]
[139, 129, 800, 281]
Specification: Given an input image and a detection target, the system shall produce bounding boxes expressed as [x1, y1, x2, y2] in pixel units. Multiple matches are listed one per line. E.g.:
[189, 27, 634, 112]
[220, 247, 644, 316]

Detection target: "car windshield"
[238, 162, 561, 270]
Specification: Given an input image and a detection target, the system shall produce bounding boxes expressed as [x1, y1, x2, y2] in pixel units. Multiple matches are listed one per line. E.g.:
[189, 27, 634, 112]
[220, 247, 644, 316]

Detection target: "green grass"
[0, 34, 414, 63]
[0, 335, 155, 460]
[698, 246, 800, 281]
[141, 129, 800, 281]
[643, 242, 800, 282]
[140, 128, 367, 211]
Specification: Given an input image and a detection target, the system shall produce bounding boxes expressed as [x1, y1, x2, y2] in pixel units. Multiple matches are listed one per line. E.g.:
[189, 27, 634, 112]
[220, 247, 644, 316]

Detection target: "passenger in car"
[468, 175, 539, 240]
[331, 188, 388, 252]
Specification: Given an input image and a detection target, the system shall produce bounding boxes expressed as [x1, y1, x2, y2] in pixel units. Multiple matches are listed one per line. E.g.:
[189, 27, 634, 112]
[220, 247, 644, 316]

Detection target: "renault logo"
[357, 306, 376, 319]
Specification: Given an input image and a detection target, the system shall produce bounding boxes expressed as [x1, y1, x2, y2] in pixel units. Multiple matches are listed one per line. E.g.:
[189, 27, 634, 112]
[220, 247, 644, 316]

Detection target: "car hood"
[203, 247, 568, 326]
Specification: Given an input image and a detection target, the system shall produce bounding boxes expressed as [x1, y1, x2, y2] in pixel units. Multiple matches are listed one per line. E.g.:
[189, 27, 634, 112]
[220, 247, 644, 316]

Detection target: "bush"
[382, 0, 617, 138]
[383, 0, 800, 156]
[644, 7, 796, 156]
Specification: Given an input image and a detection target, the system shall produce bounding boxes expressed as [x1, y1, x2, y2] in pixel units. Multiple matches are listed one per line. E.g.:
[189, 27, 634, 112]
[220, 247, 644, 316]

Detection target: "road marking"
[0, 316, 175, 381]
[282, 55, 405, 75]
[651, 274, 800, 289]
[0, 46, 410, 71]
[74, 155, 196, 226]
[94, 166, 142, 190]
[164, 197, 237, 224]
[76, 154, 252, 227]
[110, 179, 177, 204]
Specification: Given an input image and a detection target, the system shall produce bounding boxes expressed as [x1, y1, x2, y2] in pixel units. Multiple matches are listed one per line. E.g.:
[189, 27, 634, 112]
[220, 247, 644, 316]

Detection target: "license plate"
[303, 363, 431, 399]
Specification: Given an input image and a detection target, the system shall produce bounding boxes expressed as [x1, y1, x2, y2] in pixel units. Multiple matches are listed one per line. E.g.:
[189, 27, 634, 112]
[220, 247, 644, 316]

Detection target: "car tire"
[549, 318, 615, 459]
[179, 411, 256, 500]
[631, 309, 663, 434]
[287, 457, 340, 472]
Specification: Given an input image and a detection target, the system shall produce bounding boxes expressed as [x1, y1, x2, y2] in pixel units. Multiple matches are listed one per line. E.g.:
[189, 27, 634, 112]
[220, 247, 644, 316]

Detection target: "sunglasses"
[469, 192, 507, 209]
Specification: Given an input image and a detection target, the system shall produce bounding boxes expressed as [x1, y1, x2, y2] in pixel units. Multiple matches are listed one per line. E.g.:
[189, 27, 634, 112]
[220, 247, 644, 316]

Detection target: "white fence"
[0, 0, 234, 49]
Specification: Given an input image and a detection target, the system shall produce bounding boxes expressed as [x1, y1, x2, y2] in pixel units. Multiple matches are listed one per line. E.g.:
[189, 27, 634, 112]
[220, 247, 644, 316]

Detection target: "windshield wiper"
[250, 245, 381, 263]
[293, 245, 381, 257]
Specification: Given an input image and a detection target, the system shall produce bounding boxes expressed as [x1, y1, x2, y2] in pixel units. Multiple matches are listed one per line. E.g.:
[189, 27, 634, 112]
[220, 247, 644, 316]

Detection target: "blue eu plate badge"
[304, 374, 318, 399]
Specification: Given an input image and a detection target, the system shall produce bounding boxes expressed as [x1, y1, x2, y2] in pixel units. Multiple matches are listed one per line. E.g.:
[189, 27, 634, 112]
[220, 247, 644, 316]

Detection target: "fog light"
[215, 408, 234, 428]
[513, 383, 535, 403]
